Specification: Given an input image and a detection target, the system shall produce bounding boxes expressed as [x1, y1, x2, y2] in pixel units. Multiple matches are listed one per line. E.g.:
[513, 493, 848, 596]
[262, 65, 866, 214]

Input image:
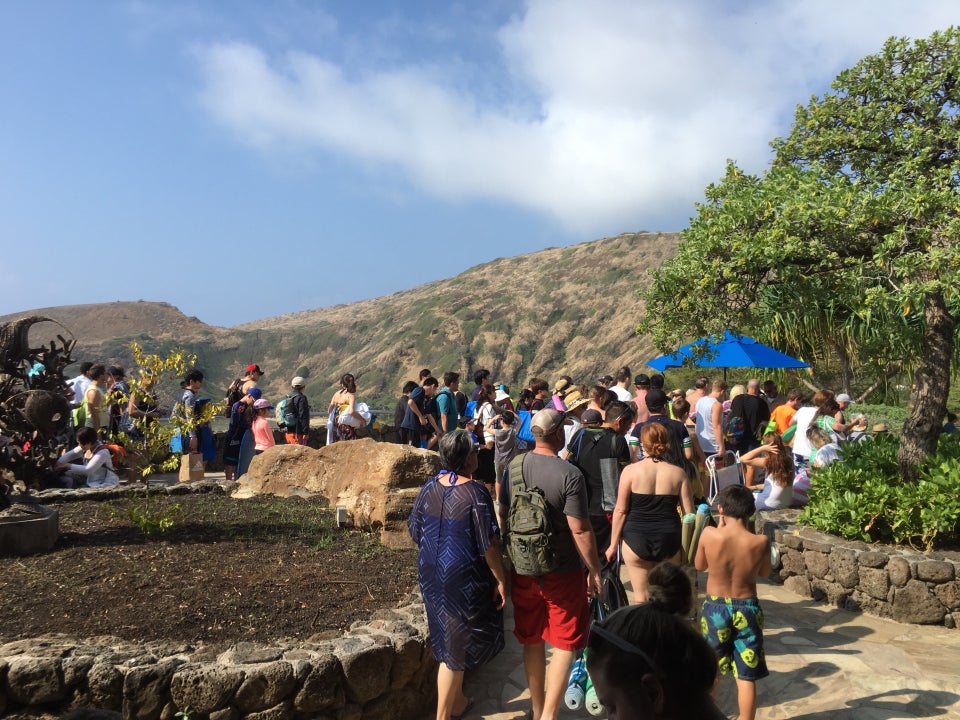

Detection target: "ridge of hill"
[1, 231, 680, 406]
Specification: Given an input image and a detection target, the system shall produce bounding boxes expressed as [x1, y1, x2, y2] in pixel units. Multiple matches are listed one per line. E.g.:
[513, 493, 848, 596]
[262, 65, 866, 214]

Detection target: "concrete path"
[450, 575, 960, 720]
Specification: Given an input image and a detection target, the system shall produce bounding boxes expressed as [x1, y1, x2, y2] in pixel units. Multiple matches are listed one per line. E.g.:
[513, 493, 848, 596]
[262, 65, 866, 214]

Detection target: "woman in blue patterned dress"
[408, 430, 507, 720]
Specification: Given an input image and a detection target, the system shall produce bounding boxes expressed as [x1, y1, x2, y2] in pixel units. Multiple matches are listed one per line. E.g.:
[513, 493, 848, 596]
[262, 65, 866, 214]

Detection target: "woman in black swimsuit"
[606, 423, 694, 602]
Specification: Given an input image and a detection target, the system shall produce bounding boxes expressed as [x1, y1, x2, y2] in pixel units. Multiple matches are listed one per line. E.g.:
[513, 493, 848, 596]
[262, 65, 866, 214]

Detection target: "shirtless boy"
[695, 484, 772, 720]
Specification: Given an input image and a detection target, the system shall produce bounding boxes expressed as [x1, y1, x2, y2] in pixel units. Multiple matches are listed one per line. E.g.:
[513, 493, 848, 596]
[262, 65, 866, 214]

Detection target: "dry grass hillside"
[2, 232, 680, 406]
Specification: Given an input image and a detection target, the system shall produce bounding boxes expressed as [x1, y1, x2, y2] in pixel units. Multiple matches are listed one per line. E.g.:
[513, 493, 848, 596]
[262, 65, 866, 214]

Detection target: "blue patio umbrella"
[646, 331, 810, 373]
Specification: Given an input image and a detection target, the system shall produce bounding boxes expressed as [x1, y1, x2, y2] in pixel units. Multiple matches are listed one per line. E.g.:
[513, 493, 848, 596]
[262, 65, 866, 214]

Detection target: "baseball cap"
[581, 409, 603, 425]
[253, 398, 273, 410]
[598, 374, 614, 385]
[246, 387, 262, 400]
[645, 389, 669, 411]
[530, 409, 571, 437]
[836, 393, 852, 404]
[634, 373, 651, 386]
[292, 376, 306, 388]
[246, 364, 264, 375]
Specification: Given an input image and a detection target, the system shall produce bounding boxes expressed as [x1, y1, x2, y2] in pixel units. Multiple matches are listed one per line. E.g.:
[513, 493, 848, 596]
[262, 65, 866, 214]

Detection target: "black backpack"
[600, 545, 629, 616]
[223, 379, 244, 418]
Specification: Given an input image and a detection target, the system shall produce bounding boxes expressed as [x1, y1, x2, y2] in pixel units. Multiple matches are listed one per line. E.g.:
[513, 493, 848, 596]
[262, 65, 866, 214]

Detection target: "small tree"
[114, 342, 221, 477]
[643, 28, 960, 481]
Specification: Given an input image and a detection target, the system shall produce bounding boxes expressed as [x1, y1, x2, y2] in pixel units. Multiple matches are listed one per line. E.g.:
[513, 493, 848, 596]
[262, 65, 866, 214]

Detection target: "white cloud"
[194, 0, 958, 232]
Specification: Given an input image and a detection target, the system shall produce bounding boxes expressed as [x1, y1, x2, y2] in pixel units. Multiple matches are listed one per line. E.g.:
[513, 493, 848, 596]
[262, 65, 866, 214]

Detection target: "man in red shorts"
[500, 409, 602, 720]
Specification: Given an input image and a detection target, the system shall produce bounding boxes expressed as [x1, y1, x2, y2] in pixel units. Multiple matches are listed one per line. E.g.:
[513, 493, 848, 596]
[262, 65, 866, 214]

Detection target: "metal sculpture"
[0, 317, 76, 507]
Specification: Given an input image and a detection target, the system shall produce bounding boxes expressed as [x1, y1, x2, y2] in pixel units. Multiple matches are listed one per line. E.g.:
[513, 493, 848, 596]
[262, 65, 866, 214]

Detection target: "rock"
[934, 580, 960, 610]
[333, 636, 394, 704]
[209, 707, 239, 720]
[810, 579, 847, 605]
[803, 550, 829, 579]
[829, 548, 859, 588]
[780, 550, 806, 576]
[63, 655, 95, 690]
[915, 560, 955, 583]
[123, 658, 183, 720]
[779, 534, 804, 551]
[887, 556, 911, 586]
[169, 665, 245, 715]
[857, 566, 889, 601]
[293, 656, 345, 712]
[858, 550, 888, 568]
[246, 701, 294, 720]
[337, 703, 364, 720]
[891, 580, 946, 625]
[235, 440, 441, 547]
[7, 656, 65, 705]
[220, 643, 282, 665]
[799, 535, 833, 553]
[233, 662, 297, 713]
[86, 662, 124, 710]
[783, 575, 812, 598]
[390, 637, 424, 689]
[361, 687, 425, 720]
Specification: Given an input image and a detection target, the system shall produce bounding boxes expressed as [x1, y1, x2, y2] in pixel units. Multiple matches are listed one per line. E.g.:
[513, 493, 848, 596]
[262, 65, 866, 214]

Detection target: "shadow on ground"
[785, 689, 960, 719]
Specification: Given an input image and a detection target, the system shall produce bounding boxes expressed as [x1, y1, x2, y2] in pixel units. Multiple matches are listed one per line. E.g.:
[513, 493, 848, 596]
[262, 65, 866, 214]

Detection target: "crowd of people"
[404, 365, 912, 720]
[46, 358, 950, 720]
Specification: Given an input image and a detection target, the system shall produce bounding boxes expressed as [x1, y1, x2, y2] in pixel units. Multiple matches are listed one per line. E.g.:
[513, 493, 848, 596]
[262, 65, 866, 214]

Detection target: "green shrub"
[852, 404, 910, 434]
[114, 497, 182, 536]
[799, 432, 960, 550]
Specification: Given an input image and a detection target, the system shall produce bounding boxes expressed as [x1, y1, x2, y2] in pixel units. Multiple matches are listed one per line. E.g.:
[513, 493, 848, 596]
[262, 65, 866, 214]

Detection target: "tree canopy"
[642, 27, 960, 478]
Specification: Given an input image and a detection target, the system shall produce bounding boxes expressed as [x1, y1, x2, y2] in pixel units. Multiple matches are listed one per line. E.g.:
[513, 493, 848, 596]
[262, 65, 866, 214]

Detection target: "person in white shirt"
[56, 427, 119, 487]
[68, 361, 93, 406]
[611, 366, 633, 402]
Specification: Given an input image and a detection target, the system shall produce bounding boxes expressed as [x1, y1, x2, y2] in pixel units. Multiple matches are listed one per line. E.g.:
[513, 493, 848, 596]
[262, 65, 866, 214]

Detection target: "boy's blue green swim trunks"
[700, 595, 769, 681]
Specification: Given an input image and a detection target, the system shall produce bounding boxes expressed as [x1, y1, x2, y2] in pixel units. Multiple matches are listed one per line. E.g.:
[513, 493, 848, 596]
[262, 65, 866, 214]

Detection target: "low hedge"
[798, 432, 960, 551]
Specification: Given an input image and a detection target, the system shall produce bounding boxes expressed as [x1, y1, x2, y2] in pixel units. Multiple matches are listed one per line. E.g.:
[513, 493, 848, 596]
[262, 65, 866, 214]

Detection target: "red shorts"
[511, 568, 590, 651]
[284, 432, 307, 446]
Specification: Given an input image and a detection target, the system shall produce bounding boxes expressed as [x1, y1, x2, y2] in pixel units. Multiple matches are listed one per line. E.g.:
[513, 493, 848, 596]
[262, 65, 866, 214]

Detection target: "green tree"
[643, 28, 960, 480]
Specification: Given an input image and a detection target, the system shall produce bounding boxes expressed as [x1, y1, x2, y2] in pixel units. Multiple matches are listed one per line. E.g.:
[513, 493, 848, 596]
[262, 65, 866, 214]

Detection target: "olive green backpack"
[505, 454, 560, 576]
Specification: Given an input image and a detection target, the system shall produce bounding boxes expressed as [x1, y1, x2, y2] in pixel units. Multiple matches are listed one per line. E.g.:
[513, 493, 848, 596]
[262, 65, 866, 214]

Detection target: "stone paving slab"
[432, 573, 960, 720]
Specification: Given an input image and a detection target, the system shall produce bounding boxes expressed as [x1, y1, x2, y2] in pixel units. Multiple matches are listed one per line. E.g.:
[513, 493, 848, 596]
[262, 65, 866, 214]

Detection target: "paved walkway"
[451, 574, 960, 720]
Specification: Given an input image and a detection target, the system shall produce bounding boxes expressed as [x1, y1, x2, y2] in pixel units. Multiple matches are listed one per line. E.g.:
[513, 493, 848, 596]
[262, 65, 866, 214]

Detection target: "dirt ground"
[0, 493, 419, 645]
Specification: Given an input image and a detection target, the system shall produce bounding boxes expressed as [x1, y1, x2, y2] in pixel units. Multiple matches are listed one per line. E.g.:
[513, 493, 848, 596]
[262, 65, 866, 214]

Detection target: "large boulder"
[234, 440, 440, 548]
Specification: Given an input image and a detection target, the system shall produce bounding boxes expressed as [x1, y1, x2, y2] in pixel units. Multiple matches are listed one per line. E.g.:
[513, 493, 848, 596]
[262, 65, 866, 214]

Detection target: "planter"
[0, 501, 59, 557]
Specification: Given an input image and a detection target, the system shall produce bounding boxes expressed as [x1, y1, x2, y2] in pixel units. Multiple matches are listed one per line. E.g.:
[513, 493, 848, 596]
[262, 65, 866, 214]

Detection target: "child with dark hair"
[394, 381, 418, 444]
[586, 561, 725, 720]
[645, 561, 693, 617]
[489, 409, 518, 503]
[695, 484, 772, 720]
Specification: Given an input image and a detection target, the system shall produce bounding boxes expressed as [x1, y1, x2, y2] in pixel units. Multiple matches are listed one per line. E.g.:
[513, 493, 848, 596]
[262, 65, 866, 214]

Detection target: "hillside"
[1, 232, 680, 406]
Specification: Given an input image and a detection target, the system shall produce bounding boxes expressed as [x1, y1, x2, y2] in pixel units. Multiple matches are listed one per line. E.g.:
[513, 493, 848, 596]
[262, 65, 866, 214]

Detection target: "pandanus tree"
[643, 28, 960, 481]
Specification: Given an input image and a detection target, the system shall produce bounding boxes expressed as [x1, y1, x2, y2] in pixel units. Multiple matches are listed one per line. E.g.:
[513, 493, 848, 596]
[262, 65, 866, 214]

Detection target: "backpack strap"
[506, 452, 528, 506]
[568, 427, 585, 461]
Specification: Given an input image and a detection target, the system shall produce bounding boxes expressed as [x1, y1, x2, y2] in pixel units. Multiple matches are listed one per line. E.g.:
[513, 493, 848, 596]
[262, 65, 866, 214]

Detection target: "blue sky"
[1, 1, 955, 327]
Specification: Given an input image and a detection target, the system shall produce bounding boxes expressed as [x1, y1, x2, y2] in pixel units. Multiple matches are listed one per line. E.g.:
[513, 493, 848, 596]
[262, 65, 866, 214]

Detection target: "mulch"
[0, 493, 419, 645]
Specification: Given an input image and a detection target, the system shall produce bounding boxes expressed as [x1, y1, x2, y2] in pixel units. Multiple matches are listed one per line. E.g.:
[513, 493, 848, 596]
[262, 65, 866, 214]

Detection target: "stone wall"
[759, 510, 960, 628]
[0, 596, 437, 720]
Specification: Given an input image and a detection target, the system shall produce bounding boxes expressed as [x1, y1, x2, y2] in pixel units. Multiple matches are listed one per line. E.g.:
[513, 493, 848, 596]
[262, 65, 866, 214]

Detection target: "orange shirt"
[770, 404, 797, 434]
